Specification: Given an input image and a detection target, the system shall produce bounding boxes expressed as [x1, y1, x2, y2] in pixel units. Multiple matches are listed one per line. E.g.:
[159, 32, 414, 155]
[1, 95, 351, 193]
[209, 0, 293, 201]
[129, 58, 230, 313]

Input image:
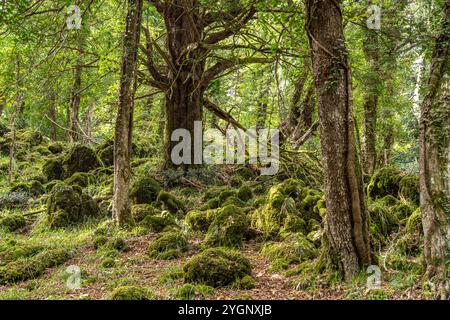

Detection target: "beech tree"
[305, 0, 371, 279]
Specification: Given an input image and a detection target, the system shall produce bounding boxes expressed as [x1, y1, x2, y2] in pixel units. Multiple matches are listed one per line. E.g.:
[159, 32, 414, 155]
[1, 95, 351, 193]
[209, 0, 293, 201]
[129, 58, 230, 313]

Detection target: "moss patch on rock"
[109, 286, 155, 300]
[148, 230, 187, 259]
[183, 247, 251, 288]
[185, 210, 216, 233]
[130, 176, 161, 204]
[64, 144, 102, 178]
[131, 204, 160, 223]
[367, 167, 404, 200]
[42, 158, 65, 181]
[157, 191, 185, 215]
[0, 214, 26, 232]
[399, 175, 420, 206]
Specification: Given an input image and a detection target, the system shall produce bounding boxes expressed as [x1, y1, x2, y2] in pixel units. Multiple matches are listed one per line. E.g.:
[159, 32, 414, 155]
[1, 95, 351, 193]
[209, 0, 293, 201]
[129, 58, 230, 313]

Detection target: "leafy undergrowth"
[0, 135, 430, 300]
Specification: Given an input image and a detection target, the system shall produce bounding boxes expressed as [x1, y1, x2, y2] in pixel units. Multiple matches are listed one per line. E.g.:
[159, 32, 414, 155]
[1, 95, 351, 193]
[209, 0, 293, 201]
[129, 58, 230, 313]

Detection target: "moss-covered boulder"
[261, 233, 317, 270]
[0, 214, 26, 232]
[172, 283, 214, 300]
[185, 210, 217, 233]
[130, 177, 161, 204]
[204, 205, 249, 248]
[367, 167, 404, 200]
[237, 185, 253, 202]
[183, 247, 251, 287]
[46, 184, 101, 228]
[109, 286, 155, 300]
[48, 142, 65, 154]
[10, 180, 45, 197]
[42, 158, 65, 181]
[140, 212, 177, 233]
[406, 208, 422, 234]
[64, 144, 102, 178]
[65, 172, 93, 187]
[157, 191, 185, 215]
[148, 230, 188, 259]
[96, 139, 114, 167]
[368, 198, 401, 246]
[131, 204, 160, 223]
[399, 175, 420, 206]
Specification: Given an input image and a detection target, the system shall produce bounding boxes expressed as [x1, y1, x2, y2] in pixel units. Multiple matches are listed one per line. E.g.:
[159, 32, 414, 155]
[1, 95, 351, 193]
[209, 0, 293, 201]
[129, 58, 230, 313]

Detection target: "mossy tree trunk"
[112, 0, 143, 226]
[419, 0, 450, 300]
[305, 0, 371, 280]
[361, 24, 380, 176]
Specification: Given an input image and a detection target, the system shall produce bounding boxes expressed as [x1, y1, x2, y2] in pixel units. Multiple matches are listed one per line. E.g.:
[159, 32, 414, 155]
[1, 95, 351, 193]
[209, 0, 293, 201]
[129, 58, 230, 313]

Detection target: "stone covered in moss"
[237, 275, 256, 289]
[48, 142, 65, 154]
[200, 197, 220, 210]
[148, 230, 187, 259]
[65, 172, 93, 187]
[172, 283, 214, 300]
[367, 167, 404, 200]
[10, 180, 45, 197]
[399, 175, 420, 206]
[46, 184, 101, 228]
[368, 198, 400, 246]
[406, 208, 422, 234]
[183, 247, 251, 287]
[96, 139, 114, 167]
[109, 286, 155, 300]
[131, 204, 160, 223]
[237, 185, 253, 202]
[261, 233, 316, 270]
[185, 210, 216, 233]
[64, 144, 102, 178]
[157, 191, 185, 214]
[0, 214, 26, 232]
[42, 158, 65, 181]
[204, 205, 249, 248]
[140, 212, 177, 233]
[130, 176, 161, 204]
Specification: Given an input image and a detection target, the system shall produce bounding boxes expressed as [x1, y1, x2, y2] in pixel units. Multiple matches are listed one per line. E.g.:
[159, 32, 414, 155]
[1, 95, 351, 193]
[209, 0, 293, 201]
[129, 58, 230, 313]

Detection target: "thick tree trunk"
[361, 9, 380, 176]
[163, 0, 206, 168]
[112, 0, 143, 226]
[305, 0, 371, 280]
[419, 0, 450, 300]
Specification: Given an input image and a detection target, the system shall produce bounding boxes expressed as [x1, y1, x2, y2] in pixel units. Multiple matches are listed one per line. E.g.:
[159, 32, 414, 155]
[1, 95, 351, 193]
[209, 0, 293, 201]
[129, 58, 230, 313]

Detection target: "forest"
[0, 0, 448, 301]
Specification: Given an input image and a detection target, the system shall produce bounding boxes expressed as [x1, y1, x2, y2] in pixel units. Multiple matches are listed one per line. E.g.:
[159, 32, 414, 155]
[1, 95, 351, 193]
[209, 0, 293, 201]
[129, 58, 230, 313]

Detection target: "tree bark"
[112, 0, 143, 226]
[361, 25, 380, 176]
[305, 0, 371, 280]
[419, 0, 450, 300]
[69, 44, 83, 143]
[49, 91, 58, 140]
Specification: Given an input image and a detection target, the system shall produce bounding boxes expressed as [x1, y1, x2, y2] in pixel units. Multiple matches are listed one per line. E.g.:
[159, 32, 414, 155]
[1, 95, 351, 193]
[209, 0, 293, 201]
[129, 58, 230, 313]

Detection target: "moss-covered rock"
[96, 140, 114, 167]
[367, 167, 404, 200]
[0, 214, 26, 232]
[172, 283, 214, 300]
[237, 275, 256, 289]
[200, 197, 220, 210]
[261, 233, 317, 270]
[237, 185, 253, 202]
[406, 208, 422, 234]
[399, 175, 420, 206]
[10, 180, 45, 197]
[204, 205, 249, 248]
[64, 144, 102, 178]
[46, 184, 101, 228]
[48, 142, 65, 154]
[130, 177, 161, 204]
[131, 204, 160, 223]
[280, 214, 307, 235]
[157, 191, 185, 215]
[183, 247, 251, 287]
[368, 198, 400, 246]
[42, 158, 65, 181]
[140, 212, 177, 233]
[109, 286, 155, 300]
[65, 172, 93, 187]
[185, 210, 216, 233]
[148, 230, 187, 259]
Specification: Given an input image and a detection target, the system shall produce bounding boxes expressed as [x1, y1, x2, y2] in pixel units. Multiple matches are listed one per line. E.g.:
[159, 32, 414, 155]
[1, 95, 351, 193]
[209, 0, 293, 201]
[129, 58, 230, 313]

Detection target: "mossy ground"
[0, 139, 428, 300]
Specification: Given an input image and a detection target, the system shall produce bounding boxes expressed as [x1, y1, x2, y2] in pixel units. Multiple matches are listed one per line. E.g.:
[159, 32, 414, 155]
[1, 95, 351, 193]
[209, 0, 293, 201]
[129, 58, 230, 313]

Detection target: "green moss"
[185, 210, 216, 233]
[280, 214, 307, 235]
[0, 214, 26, 231]
[183, 247, 252, 288]
[204, 205, 249, 248]
[64, 144, 102, 177]
[109, 237, 128, 252]
[368, 198, 400, 246]
[237, 275, 256, 289]
[10, 180, 45, 197]
[0, 248, 72, 285]
[140, 212, 177, 233]
[261, 233, 316, 271]
[130, 177, 161, 204]
[406, 208, 422, 234]
[399, 175, 420, 206]
[42, 158, 65, 181]
[237, 185, 253, 202]
[65, 172, 93, 187]
[148, 230, 187, 260]
[367, 167, 404, 200]
[93, 235, 108, 249]
[157, 191, 185, 214]
[172, 283, 214, 300]
[218, 189, 237, 205]
[100, 257, 116, 269]
[131, 204, 160, 223]
[222, 196, 248, 208]
[200, 197, 220, 210]
[46, 184, 101, 228]
[48, 142, 64, 154]
[0, 243, 44, 266]
[109, 286, 155, 300]
[96, 140, 114, 167]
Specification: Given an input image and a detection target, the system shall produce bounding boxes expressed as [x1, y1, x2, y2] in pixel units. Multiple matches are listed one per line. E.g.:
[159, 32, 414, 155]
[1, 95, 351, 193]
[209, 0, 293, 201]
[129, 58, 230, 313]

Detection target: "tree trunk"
[69, 54, 82, 143]
[83, 103, 94, 145]
[49, 91, 58, 140]
[163, 0, 206, 168]
[419, 0, 450, 300]
[305, 0, 371, 280]
[361, 26, 380, 176]
[112, 0, 143, 226]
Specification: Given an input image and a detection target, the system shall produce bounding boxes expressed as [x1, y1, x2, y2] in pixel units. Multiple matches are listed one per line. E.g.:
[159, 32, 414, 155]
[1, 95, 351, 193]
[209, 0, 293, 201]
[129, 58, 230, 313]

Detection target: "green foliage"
[171, 283, 214, 300]
[0, 213, 26, 231]
[148, 230, 187, 259]
[109, 286, 155, 300]
[399, 175, 420, 205]
[183, 247, 251, 288]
